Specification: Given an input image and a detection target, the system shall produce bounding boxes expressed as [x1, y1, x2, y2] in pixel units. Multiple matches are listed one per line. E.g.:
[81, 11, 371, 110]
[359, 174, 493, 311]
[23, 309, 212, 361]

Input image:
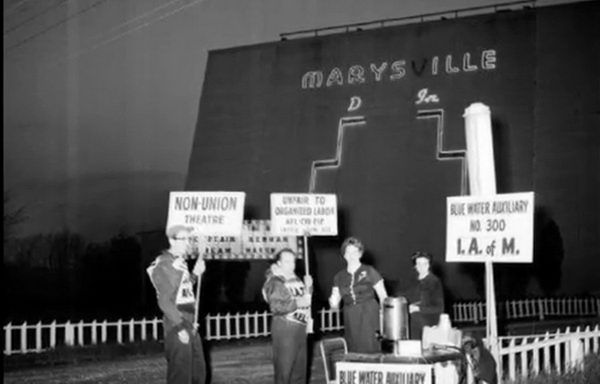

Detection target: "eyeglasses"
[172, 237, 190, 241]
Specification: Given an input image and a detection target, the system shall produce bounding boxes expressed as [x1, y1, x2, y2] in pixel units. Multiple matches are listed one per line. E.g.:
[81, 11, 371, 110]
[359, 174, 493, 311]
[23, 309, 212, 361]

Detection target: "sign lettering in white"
[197, 220, 302, 260]
[446, 192, 534, 263]
[270, 193, 338, 236]
[167, 191, 245, 236]
[335, 362, 432, 384]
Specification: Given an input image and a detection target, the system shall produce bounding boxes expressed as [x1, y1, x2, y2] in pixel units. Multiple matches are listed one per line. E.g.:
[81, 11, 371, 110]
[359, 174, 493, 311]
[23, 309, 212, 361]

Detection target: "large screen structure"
[188, 1, 599, 299]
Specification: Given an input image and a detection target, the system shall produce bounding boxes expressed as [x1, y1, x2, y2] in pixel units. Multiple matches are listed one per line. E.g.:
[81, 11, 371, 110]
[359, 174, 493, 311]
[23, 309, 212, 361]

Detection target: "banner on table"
[336, 362, 432, 384]
[166, 191, 245, 236]
[270, 193, 338, 236]
[446, 191, 534, 263]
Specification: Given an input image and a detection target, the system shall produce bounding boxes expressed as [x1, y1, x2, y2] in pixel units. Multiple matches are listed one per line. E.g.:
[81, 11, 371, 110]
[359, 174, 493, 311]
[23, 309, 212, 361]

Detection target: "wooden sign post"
[270, 193, 339, 333]
[166, 191, 246, 327]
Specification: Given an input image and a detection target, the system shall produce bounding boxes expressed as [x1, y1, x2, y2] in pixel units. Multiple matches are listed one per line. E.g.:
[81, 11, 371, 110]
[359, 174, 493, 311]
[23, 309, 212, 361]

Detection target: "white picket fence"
[204, 307, 344, 340]
[4, 318, 163, 356]
[498, 324, 600, 381]
[452, 296, 600, 324]
[205, 311, 271, 340]
[3, 308, 344, 356]
[5, 297, 598, 356]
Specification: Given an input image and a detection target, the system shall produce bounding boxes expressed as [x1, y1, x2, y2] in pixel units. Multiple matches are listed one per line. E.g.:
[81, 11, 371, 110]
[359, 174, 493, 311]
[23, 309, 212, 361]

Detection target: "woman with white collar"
[328, 237, 388, 353]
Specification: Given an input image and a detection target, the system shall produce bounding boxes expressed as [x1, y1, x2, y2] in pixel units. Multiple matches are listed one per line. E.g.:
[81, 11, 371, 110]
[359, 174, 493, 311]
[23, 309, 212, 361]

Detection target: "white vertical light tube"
[464, 103, 497, 195]
[463, 102, 500, 381]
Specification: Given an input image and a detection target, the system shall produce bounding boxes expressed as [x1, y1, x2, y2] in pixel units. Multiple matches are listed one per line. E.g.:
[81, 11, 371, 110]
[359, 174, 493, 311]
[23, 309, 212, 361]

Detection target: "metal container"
[382, 296, 409, 341]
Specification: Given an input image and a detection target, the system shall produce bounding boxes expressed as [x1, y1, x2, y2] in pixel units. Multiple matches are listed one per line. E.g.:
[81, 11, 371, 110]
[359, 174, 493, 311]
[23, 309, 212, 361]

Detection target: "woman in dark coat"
[328, 237, 388, 353]
[408, 251, 444, 340]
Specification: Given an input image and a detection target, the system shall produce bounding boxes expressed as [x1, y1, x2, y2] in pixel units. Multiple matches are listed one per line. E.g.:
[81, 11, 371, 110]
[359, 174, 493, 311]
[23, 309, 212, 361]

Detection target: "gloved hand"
[193, 258, 206, 276]
[177, 329, 190, 344]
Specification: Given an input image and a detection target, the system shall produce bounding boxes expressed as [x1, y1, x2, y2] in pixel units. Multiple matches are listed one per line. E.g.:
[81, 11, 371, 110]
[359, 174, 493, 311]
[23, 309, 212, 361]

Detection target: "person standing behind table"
[328, 237, 388, 353]
[147, 225, 207, 384]
[262, 248, 313, 384]
[408, 251, 444, 341]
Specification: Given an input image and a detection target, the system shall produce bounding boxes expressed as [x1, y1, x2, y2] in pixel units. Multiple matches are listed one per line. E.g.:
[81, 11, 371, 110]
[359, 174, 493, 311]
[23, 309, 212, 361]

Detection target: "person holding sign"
[262, 248, 313, 384]
[329, 237, 388, 353]
[147, 225, 207, 384]
[408, 251, 444, 340]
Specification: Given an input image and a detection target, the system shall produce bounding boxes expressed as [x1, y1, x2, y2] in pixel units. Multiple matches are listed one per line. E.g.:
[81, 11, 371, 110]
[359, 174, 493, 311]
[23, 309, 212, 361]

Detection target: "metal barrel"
[382, 296, 409, 341]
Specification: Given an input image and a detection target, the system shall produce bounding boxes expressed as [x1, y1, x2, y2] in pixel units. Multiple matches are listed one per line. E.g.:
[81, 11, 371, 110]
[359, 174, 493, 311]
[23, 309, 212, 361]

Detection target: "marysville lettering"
[302, 49, 496, 89]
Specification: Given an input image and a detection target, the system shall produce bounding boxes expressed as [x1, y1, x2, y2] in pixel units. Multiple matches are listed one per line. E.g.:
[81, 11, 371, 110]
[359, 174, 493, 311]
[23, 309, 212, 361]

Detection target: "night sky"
[5, 0, 579, 241]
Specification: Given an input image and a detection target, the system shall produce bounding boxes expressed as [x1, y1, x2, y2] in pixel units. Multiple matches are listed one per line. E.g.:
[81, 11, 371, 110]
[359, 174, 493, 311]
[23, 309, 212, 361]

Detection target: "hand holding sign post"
[270, 193, 338, 333]
[166, 191, 246, 328]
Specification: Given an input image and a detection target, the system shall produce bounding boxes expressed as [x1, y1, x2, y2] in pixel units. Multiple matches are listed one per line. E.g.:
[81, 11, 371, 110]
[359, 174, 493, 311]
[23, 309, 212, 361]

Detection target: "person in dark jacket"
[262, 248, 313, 384]
[328, 237, 388, 353]
[408, 251, 444, 340]
[147, 225, 206, 384]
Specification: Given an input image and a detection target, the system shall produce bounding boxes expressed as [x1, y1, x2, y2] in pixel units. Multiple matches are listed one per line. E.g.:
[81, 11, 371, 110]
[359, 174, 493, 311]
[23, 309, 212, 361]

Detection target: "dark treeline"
[3, 230, 268, 324]
[1, 202, 570, 324]
[3, 221, 570, 324]
[4, 231, 144, 323]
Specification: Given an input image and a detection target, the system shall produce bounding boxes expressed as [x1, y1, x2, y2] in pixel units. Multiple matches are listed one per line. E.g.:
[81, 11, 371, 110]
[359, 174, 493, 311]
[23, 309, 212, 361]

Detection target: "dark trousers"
[271, 317, 307, 384]
[409, 312, 440, 340]
[164, 327, 206, 384]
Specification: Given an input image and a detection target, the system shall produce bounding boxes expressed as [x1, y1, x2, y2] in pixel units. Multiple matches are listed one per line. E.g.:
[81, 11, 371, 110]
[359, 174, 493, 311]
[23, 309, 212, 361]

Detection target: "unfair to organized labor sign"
[270, 193, 338, 236]
[446, 191, 534, 263]
[166, 191, 245, 236]
[336, 362, 432, 384]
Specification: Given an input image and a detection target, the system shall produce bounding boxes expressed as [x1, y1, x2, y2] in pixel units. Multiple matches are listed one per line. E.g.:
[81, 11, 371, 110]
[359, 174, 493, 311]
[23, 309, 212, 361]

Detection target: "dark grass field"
[5, 319, 597, 384]
[3, 338, 327, 384]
